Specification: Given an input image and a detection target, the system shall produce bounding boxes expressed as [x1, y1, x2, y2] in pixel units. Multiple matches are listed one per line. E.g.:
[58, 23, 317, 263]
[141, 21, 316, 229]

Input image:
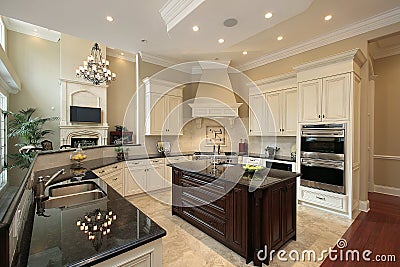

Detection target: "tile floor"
[128, 191, 353, 267]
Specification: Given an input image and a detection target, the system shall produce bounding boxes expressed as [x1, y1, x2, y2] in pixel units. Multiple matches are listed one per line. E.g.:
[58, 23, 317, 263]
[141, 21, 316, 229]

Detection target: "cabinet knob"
[322, 115, 325, 119]
[318, 115, 321, 118]
[282, 129, 285, 132]
[250, 129, 252, 132]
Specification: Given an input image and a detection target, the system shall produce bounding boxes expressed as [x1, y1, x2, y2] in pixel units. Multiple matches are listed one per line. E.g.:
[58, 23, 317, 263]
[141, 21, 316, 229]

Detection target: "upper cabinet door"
[298, 79, 322, 123]
[282, 88, 297, 136]
[249, 94, 265, 136]
[265, 92, 281, 136]
[322, 73, 350, 121]
[165, 95, 182, 135]
[149, 93, 166, 135]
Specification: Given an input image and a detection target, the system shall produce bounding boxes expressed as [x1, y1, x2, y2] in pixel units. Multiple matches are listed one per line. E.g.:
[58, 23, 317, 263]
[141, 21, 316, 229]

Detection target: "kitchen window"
[0, 93, 7, 191]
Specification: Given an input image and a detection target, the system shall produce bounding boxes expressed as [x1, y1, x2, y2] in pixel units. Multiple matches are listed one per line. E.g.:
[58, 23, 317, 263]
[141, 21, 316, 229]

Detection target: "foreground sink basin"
[49, 181, 100, 197]
[44, 181, 106, 209]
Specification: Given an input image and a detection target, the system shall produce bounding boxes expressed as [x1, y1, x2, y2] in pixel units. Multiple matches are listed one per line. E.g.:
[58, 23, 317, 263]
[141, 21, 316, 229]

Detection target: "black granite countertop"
[169, 160, 300, 190]
[27, 177, 166, 266]
[247, 153, 296, 162]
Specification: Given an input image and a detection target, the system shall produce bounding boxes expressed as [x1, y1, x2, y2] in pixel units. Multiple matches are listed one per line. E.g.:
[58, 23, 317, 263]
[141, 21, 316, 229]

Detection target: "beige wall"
[106, 56, 136, 133]
[7, 30, 60, 150]
[373, 54, 400, 188]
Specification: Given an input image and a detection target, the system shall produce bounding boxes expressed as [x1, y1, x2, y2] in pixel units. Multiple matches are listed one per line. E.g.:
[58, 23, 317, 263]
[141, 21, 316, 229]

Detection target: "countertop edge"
[70, 231, 167, 267]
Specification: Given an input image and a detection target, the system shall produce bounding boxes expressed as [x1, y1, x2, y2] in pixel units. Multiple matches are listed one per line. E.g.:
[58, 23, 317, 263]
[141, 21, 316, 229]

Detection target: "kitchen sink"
[44, 181, 106, 209]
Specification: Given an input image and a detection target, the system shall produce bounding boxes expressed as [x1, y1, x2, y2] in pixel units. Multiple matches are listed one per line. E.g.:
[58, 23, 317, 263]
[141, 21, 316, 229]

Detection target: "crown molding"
[159, 0, 205, 32]
[3, 17, 60, 42]
[294, 48, 367, 72]
[237, 7, 400, 71]
[106, 49, 136, 62]
[248, 71, 297, 87]
[139, 51, 179, 68]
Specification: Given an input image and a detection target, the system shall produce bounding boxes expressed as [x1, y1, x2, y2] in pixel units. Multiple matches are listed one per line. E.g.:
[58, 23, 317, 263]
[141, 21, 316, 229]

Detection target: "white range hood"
[189, 61, 242, 125]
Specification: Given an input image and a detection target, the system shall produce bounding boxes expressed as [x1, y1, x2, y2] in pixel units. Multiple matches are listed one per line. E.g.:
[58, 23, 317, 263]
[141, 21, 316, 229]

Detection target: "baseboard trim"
[359, 200, 370, 212]
[374, 185, 400, 197]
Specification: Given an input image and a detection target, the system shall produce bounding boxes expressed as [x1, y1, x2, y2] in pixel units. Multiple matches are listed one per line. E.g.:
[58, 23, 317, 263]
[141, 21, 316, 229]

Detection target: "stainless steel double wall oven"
[300, 124, 346, 194]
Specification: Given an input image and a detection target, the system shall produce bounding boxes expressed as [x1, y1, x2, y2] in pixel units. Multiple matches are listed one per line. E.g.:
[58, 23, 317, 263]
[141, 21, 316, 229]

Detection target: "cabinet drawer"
[181, 174, 226, 193]
[182, 205, 226, 237]
[126, 159, 148, 168]
[149, 158, 164, 166]
[182, 192, 227, 219]
[300, 187, 347, 212]
[94, 163, 123, 176]
[102, 169, 123, 188]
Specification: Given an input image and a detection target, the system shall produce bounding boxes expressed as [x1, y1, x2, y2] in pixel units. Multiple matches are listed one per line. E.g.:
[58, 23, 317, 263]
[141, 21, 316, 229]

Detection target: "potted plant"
[6, 108, 58, 169]
[115, 146, 125, 161]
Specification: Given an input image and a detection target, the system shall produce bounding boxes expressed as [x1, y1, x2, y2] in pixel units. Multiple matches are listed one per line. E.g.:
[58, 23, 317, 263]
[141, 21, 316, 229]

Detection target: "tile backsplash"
[249, 136, 296, 156]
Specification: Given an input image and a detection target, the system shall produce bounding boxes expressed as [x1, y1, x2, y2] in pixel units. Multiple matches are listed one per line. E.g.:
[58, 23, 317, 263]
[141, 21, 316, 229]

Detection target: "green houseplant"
[6, 108, 58, 169]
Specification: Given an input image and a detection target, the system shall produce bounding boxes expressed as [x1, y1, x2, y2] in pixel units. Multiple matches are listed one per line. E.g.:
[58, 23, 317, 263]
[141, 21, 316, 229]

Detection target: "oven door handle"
[301, 160, 344, 170]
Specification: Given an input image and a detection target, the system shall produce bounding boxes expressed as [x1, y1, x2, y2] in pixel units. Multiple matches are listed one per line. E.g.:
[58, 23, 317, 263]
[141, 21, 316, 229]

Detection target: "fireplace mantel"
[59, 79, 109, 147]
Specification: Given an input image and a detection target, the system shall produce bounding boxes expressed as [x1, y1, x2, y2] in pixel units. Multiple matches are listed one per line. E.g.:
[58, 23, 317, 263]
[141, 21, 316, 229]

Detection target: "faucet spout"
[44, 168, 65, 187]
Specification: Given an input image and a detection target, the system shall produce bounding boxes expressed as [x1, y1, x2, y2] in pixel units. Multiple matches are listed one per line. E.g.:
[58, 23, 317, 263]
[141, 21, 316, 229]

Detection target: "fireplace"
[71, 137, 98, 148]
[59, 79, 109, 147]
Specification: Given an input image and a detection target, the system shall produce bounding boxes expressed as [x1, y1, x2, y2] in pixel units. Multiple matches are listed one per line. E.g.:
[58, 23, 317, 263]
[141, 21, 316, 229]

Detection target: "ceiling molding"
[3, 17, 60, 42]
[237, 7, 400, 71]
[159, 0, 205, 32]
[106, 49, 136, 62]
[139, 51, 179, 68]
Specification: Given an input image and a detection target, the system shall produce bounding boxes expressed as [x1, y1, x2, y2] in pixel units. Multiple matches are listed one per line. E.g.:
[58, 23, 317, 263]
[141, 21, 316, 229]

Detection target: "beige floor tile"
[128, 191, 352, 267]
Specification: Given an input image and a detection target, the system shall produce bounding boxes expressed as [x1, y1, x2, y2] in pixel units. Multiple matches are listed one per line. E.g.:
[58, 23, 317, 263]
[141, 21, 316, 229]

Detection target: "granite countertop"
[27, 177, 166, 266]
[247, 153, 296, 162]
[169, 160, 300, 190]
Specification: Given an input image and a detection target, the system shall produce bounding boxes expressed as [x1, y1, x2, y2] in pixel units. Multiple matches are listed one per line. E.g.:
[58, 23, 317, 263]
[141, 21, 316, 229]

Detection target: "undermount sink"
[44, 181, 106, 209]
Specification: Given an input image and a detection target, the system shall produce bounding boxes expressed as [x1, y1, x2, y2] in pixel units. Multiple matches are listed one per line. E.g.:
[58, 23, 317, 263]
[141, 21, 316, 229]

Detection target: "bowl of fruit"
[70, 145, 87, 163]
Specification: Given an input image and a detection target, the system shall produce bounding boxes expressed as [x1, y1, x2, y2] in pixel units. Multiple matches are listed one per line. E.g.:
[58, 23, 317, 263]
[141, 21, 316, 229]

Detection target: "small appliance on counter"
[156, 141, 170, 156]
[265, 146, 280, 158]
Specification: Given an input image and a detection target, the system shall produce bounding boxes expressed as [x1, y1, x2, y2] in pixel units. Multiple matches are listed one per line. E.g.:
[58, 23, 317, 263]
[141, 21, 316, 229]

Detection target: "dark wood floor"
[321, 192, 400, 266]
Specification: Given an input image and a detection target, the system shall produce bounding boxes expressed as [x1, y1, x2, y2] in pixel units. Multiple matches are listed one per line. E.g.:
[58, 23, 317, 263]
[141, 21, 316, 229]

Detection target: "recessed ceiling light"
[325, 15, 332, 21]
[120, 52, 124, 56]
[277, 36, 283, 41]
[242, 51, 248, 55]
[218, 38, 225, 44]
[192, 25, 199, 32]
[33, 28, 38, 32]
[106, 16, 114, 22]
[265, 12, 273, 19]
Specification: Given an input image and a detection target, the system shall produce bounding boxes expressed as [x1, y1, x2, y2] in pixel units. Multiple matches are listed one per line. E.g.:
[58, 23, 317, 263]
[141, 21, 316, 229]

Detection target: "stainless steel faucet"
[35, 169, 65, 200]
[35, 168, 65, 216]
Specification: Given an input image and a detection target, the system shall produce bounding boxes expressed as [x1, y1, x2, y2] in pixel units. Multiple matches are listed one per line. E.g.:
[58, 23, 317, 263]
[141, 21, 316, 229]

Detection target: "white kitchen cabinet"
[249, 72, 297, 136]
[264, 88, 297, 136]
[295, 49, 366, 218]
[248, 94, 265, 136]
[298, 73, 350, 123]
[144, 78, 183, 136]
[124, 166, 146, 196]
[93, 163, 124, 196]
[124, 158, 166, 197]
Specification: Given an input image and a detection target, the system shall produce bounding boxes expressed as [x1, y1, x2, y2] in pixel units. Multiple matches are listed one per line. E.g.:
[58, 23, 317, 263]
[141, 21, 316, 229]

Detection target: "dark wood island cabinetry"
[171, 162, 300, 266]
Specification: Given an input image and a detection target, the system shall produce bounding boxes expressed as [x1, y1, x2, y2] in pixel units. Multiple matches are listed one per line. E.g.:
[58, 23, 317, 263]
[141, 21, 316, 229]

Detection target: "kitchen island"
[171, 161, 300, 266]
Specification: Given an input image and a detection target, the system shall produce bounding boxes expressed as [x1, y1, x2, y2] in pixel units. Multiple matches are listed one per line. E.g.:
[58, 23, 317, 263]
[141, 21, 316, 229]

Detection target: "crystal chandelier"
[76, 43, 116, 85]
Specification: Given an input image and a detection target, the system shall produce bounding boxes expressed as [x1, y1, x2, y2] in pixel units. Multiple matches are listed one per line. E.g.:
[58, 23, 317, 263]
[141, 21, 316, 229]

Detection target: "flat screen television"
[70, 106, 101, 123]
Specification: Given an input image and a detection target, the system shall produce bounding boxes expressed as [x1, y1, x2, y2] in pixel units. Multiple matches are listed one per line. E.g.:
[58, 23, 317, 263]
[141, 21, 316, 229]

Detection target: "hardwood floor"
[321, 192, 400, 266]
